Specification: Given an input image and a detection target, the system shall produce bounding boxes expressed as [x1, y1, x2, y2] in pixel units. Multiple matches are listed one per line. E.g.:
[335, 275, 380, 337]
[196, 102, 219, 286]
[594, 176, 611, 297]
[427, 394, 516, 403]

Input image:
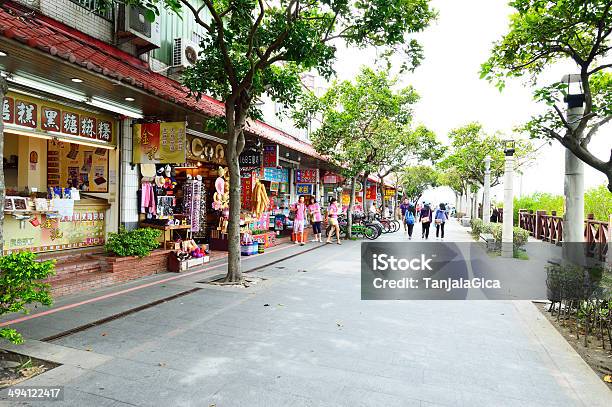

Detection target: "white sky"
[331, 0, 609, 204]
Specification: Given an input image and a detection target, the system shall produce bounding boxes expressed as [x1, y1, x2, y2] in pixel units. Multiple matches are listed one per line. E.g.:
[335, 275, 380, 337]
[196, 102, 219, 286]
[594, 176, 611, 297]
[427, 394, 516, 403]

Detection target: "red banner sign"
[366, 185, 377, 200]
[263, 144, 278, 167]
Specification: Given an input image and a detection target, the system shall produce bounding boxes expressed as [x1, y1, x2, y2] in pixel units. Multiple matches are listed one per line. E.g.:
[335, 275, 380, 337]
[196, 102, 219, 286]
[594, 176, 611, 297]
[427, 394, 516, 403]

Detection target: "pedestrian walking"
[434, 203, 449, 239]
[308, 197, 323, 242]
[326, 198, 341, 244]
[404, 202, 416, 239]
[419, 202, 433, 239]
[399, 198, 411, 234]
[292, 195, 307, 246]
[491, 207, 500, 223]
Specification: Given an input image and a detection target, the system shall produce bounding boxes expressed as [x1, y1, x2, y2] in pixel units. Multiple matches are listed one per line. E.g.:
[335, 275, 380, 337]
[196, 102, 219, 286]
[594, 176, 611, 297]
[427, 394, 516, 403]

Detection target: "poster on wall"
[2, 208, 106, 255]
[47, 140, 109, 192]
[132, 122, 186, 163]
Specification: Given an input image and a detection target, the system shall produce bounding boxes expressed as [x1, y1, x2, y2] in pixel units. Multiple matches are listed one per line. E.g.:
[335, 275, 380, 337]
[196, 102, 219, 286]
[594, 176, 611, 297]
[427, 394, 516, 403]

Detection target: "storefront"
[2, 92, 118, 255]
[132, 123, 231, 250]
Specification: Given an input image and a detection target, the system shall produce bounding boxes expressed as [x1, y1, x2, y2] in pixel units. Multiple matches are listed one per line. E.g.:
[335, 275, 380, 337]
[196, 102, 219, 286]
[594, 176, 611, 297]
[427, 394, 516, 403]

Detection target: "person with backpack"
[404, 202, 417, 239]
[419, 202, 433, 239]
[434, 203, 449, 239]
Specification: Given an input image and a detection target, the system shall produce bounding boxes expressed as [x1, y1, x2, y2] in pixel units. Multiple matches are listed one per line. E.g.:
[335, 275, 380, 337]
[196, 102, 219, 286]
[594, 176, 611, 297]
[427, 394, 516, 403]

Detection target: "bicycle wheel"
[390, 221, 399, 233]
[381, 220, 391, 233]
[363, 225, 379, 240]
[392, 220, 401, 231]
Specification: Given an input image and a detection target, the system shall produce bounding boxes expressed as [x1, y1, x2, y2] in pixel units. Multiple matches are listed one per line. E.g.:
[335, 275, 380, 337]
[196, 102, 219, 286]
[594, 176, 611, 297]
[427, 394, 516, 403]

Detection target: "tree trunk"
[362, 172, 369, 214]
[224, 101, 247, 283]
[0, 77, 7, 254]
[346, 175, 357, 239]
[379, 175, 386, 217]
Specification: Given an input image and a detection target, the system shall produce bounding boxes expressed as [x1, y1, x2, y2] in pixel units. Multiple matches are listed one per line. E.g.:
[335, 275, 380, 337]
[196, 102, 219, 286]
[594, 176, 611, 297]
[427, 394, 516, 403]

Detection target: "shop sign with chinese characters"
[132, 122, 186, 163]
[384, 188, 396, 198]
[2, 93, 115, 144]
[296, 183, 313, 195]
[263, 145, 279, 167]
[295, 169, 317, 183]
[261, 167, 289, 183]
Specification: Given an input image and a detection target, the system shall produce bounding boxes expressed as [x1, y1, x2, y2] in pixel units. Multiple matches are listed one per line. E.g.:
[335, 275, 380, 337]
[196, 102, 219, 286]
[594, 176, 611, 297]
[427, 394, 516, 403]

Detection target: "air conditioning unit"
[117, 5, 161, 54]
[172, 38, 200, 68]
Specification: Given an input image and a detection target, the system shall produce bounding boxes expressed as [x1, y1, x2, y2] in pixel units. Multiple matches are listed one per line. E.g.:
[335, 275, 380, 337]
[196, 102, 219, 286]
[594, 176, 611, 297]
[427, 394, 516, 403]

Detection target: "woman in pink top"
[292, 195, 307, 245]
[308, 197, 323, 242]
[326, 197, 341, 245]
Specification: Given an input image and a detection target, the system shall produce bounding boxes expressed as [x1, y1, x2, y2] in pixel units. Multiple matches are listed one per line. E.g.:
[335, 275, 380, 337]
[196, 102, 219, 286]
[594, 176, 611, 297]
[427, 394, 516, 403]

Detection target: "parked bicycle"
[334, 213, 381, 240]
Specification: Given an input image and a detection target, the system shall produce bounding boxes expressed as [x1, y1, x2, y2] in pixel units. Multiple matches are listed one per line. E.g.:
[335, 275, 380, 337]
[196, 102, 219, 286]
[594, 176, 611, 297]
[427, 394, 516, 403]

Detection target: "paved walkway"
[1, 221, 611, 406]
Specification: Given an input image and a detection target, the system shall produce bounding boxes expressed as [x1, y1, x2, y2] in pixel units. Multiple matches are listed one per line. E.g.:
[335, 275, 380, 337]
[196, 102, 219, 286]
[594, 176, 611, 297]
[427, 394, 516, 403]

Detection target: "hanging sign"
[262, 167, 288, 183]
[2, 93, 115, 144]
[366, 185, 377, 200]
[384, 188, 396, 197]
[296, 183, 313, 195]
[296, 169, 317, 183]
[239, 149, 262, 168]
[270, 182, 279, 192]
[263, 144, 279, 167]
[323, 172, 340, 184]
[132, 122, 186, 163]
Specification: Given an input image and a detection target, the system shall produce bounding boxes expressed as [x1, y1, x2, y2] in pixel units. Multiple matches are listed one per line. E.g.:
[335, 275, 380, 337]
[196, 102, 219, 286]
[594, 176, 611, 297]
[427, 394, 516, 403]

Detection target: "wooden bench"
[480, 233, 496, 250]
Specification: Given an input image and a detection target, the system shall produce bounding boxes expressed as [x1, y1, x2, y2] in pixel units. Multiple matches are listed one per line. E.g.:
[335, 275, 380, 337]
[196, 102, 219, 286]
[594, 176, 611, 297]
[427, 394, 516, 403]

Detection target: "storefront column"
[315, 169, 320, 202]
[119, 119, 139, 230]
[289, 168, 295, 203]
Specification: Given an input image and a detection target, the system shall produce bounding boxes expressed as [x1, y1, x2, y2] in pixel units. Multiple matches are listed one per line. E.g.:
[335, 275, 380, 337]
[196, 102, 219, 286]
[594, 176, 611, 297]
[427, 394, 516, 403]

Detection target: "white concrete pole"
[562, 105, 585, 264]
[466, 184, 472, 218]
[502, 153, 515, 258]
[483, 155, 491, 224]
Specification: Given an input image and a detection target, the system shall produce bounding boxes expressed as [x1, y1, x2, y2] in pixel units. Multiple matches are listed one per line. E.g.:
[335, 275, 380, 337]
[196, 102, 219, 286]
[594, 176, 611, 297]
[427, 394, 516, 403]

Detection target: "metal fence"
[519, 209, 610, 263]
[69, 0, 113, 21]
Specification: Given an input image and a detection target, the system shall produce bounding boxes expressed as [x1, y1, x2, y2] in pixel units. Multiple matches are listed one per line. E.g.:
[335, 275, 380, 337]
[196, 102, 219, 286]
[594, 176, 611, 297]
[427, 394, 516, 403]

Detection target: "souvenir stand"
[238, 144, 278, 255]
[133, 123, 209, 271]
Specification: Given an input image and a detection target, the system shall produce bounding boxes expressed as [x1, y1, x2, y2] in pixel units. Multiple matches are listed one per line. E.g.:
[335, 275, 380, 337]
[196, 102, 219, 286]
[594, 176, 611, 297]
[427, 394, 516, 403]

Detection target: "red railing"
[519, 210, 610, 262]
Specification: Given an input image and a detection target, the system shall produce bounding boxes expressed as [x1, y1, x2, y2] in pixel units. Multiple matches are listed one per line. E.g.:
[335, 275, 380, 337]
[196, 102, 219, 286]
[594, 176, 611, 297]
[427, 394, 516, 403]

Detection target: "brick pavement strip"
[0, 221, 611, 406]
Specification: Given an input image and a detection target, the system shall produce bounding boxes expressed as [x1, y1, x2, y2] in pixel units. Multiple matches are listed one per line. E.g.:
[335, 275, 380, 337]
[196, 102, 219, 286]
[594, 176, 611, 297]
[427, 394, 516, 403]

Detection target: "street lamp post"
[502, 140, 515, 258]
[562, 74, 586, 265]
[483, 155, 491, 224]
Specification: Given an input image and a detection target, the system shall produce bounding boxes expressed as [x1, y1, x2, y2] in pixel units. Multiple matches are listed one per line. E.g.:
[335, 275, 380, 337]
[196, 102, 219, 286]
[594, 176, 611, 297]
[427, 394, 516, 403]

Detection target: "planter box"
[99, 250, 170, 275]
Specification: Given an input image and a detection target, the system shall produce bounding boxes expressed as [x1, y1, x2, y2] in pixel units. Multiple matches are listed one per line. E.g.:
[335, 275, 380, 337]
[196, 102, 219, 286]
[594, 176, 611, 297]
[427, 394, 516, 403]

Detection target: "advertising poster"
[132, 122, 186, 163]
[47, 141, 109, 192]
[2, 208, 106, 255]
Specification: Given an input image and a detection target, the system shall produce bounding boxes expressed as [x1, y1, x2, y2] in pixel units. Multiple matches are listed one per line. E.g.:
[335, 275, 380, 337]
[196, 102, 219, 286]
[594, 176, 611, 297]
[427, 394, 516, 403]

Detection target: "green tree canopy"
[400, 165, 439, 203]
[481, 0, 612, 190]
[437, 122, 533, 189]
[105, 0, 436, 281]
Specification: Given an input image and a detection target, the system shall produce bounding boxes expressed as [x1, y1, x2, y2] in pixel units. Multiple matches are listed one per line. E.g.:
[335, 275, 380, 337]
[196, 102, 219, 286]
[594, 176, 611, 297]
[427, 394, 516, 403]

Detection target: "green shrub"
[105, 227, 162, 257]
[584, 184, 612, 222]
[488, 224, 529, 248]
[470, 218, 484, 237]
[0, 252, 55, 344]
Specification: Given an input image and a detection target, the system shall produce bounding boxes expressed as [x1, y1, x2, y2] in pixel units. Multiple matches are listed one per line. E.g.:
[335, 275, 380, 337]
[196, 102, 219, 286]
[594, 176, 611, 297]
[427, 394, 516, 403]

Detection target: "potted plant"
[100, 227, 168, 274]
